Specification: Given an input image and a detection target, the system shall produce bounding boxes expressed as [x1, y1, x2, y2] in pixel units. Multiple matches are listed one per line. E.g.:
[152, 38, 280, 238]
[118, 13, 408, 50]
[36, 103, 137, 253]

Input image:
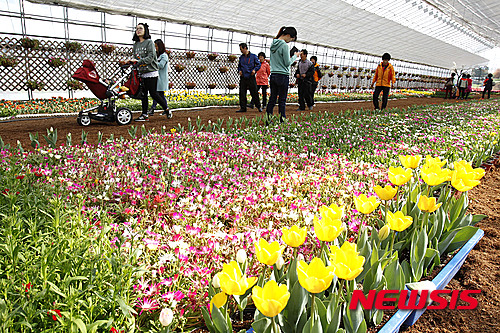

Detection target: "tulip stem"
[272, 316, 278, 333]
[339, 279, 346, 302]
[310, 293, 316, 330]
[384, 201, 388, 225]
[389, 231, 396, 253]
[421, 212, 429, 231]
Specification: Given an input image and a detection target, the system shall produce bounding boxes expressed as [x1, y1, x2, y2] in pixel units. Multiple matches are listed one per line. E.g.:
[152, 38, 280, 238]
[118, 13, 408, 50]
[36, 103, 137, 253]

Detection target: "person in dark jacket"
[237, 43, 262, 113]
[444, 73, 455, 99]
[294, 49, 315, 111]
[482, 73, 494, 99]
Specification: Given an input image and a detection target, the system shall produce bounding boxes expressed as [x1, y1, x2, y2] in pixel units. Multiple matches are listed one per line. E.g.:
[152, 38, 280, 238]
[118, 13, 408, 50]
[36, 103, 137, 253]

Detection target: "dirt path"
[0, 95, 493, 148]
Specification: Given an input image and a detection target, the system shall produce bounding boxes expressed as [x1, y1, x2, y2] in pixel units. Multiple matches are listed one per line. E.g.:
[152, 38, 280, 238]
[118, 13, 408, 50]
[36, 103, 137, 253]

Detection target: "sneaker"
[161, 109, 173, 118]
[147, 108, 155, 116]
[296, 108, 305, 111]
[247, 104, 254, 109]
[258, 107, 263, 112]
[135, 114, 149, 121]
[236, 109, 247, 113]
[308, 106, 314, 111]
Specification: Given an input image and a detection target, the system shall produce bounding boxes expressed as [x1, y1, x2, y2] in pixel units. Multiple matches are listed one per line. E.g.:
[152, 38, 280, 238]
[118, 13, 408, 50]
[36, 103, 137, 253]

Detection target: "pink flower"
[136, 297, 158, 314]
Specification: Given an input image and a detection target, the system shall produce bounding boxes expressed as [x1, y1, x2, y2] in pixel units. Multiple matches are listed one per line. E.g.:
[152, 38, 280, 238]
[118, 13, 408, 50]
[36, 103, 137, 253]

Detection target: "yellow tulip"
[420, 165, 449, 186]
[354, 194, 380, 214]
[378, 225, 391, 241]
[297, 257, 335, 293]
[252, 280, 290, 318]
[313, 204, 345, 242]
[399, 155, 422, 169]
[454, 160, 485, 181]
[254, 238, 285, 266]
[387, 211, 413, 231]
[417, 195, 442, 213]
[374, 184, 398, 201]
[388, 166, 412, 186]
[451, 168, 481, 192]
[424, 155, 447, 168]
[218, 261, 257, 295]
[329, 242, 365, 280]
[209, 292, 227, 313]
[282, 225, 307, 247]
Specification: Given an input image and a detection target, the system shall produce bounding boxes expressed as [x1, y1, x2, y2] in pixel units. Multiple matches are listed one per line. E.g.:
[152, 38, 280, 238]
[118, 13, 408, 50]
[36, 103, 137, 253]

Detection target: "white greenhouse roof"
[28, 0, 493, 68]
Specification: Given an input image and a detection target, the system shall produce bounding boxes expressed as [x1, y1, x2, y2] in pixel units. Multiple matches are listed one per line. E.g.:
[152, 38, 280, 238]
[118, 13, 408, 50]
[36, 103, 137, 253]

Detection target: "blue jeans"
[266, 74, 289, 121]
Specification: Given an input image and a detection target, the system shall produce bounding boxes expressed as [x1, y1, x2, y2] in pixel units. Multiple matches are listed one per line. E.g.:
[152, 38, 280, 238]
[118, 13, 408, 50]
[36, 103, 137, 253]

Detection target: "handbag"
[124, 69, 144, 100]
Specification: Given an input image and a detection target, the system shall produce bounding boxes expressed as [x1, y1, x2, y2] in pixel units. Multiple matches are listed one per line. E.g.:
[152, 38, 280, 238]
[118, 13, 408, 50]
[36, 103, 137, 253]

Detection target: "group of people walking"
[444, 72, 494, 100]
[127, 23, 411, 123]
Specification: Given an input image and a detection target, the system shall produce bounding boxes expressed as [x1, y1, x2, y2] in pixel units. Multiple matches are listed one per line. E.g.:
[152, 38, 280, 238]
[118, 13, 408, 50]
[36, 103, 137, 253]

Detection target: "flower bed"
[0, 100, 498, 332]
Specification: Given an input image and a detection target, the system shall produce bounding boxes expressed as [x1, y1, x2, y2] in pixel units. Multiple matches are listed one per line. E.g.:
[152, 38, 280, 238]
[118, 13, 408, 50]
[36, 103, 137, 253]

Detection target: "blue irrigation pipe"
[379, 228, 484, 333]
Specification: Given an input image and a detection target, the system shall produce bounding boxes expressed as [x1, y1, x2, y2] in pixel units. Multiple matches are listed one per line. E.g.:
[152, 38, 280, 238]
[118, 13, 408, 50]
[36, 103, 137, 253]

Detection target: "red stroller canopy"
[72, 60, 108, 100]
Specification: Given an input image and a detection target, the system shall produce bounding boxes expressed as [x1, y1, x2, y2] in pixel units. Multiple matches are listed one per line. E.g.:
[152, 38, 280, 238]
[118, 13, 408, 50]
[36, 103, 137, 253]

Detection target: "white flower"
[276, 256, 285, 270]
[159, 308, 174, 326]
[297, 253, 305, 261]
[212, 273, 220, 288]
[236, 249, 247, 263]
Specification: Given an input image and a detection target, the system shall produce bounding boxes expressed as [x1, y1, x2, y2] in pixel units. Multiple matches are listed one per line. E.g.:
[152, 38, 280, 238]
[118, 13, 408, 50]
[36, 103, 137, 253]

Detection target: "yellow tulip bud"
[417, 195, 442, 213]
[252, 280, 290, 318]
[374, 184, 398, 201]
[254, 238, 285, 266]
[387, 211, 413, 232]
[399, 155, 422, 169]
[281, 225, 307, 247]
[378, 225, 391, 241]
[329, 242, 365, 280]
[297, 257, 335, 293]
[388, 166, 412, 186]
[218, 261, 257, 295]
[354, 194, 380, 214]
[209, 292, 227, 313]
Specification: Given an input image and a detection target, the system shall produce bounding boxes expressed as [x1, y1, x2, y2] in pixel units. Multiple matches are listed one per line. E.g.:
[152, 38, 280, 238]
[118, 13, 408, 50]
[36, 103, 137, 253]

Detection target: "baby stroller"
[72, 60, 133, 126]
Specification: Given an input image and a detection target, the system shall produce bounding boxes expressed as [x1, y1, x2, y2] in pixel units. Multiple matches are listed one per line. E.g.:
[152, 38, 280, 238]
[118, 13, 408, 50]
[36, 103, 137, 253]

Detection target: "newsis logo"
[350, 289, 481, 310]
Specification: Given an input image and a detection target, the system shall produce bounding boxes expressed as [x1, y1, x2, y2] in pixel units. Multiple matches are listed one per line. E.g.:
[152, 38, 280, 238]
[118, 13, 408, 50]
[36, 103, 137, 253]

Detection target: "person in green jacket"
[130, 23, 171, 121]
[266, 26, 299, 123]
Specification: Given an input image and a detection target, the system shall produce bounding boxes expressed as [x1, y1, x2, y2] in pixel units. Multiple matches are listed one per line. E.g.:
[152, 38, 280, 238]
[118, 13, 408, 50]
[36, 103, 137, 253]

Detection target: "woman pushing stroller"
[126, 23, 172, 121]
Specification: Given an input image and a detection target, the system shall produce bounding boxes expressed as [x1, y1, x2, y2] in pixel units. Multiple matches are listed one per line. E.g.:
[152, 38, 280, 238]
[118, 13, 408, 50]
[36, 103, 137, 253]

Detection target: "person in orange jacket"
[310, 56, 323, 106]
[370, 53, 396, 110]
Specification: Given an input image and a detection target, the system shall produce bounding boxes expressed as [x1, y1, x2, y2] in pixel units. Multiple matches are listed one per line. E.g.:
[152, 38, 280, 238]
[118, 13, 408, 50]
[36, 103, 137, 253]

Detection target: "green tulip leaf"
[201, 307, 216, 333]
[211, 304, 229, 333]
[285, 280, 308, 327]
[251, 317, 272, 333]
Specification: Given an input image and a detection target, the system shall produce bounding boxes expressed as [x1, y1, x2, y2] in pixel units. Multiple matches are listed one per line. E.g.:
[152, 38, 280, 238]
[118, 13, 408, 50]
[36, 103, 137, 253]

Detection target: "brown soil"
[0, 94, 498, 332]
[0, 95, 494, 148]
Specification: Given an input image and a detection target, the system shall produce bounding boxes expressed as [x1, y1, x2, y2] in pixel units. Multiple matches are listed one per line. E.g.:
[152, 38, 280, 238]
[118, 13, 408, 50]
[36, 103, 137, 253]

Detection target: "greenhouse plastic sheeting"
[28, 0, 489, 68]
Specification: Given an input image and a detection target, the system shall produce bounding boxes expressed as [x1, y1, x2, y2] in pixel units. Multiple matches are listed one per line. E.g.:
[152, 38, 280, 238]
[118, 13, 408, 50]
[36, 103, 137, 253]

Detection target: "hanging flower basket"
[208, 83, 216, 89]
[186, 51, 196, 59]
[27, 80, 44, 90]
[367, 75, 372, 80]
[340, 86, 346, 89]
[350, 67, 357, 71]
[169, 82, 174, 89]
[165, 49, 172, 57]
[342, 66, 348, 70]
[174, 63, 185, 72]
[360, 75, 366, 79]
[0, 55, 18, 67]
[323, 65, 330, 70]
[219, 66, 229, 73]
[371, 69, 376, 73]
[348, 86, 354, 90]
[20, 37, 40, 50]
[331, 84, 337, 89]
[67, 79, 84, 90]
[356, 85, 361, 89]
[345, 74, 351, 78]
[208, 53, 218, 61]
[196, 65, 207, 72]
[321, 85, 328, 89]
[227, 83, 237, 89]
[333, 65, 339, 70]
[357, 67, 364, 72]
[289, 83, 295, 88]
[328, 72, 334, 77]
[185, 82, 196, 89]
[101, 43, 116, 55]
[48, 57, 66, 68]
[353, 74, 359, 78]
[337, 74, 343, 78]
[65, 41, 82, 53]
[228, 54, 238, 62]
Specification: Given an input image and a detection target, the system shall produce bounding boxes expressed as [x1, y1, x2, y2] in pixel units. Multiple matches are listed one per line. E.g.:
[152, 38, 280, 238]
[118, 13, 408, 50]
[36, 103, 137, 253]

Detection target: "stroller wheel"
[116, 107, 132, 125]
[77, 114, 91, 126]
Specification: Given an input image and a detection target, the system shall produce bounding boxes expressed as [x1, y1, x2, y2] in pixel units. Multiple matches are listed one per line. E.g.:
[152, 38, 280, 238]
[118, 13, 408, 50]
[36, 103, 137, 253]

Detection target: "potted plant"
[219, 66, 229, 73]
[65, 41, 82, 52]
[360, 75, 366, 79]
[337, 73, 343, 78]
[186, 51, 196, 59]
[333, 65, 339, 70]
[101, 43, 116, 55]
[185, 82, 196, 89]
[27, 80, 44, 90]
[208, 83, 217, 89]
[350, 67, 357, 71]
[174, 63, 186, 72]
[0, 55, 18, 67]
[323, 65, 330, 70]
[196, 65, 207, 72]
[169, 82, 174, 89]
[342, 66, 348, 70]
[353, 74, 359, 78]
[227, 83, 237, 90]
[67, 79, 84, 90]
[331, 84, 337, 89]
[48, 57, 66, 68]
[321, 84, 328, 89]
[328, 72, 334, 77]
[20, 37, 40, 50]
[340, 86, 346, 89]
[345, 74, 351, 78]
[208, 52, 218, 61]
[228, 54, 238, 62]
